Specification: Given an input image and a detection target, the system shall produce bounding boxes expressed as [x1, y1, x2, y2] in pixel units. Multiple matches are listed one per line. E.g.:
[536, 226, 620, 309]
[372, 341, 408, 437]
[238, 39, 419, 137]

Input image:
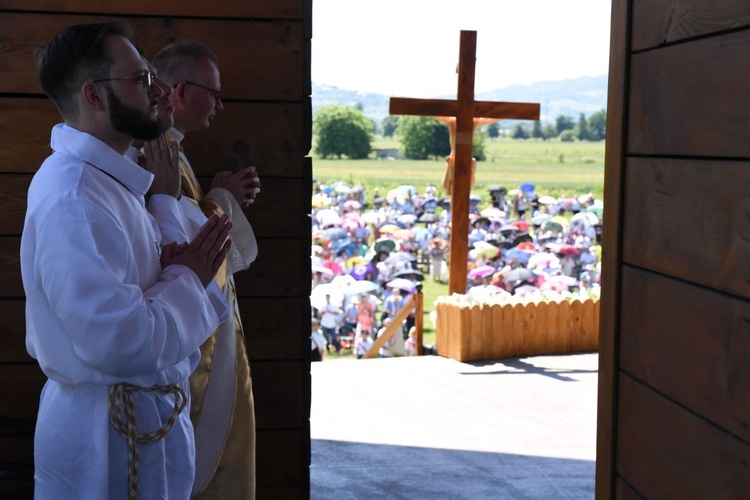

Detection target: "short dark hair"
[151, 40, 219, 86]
[36, 21, 133, 121]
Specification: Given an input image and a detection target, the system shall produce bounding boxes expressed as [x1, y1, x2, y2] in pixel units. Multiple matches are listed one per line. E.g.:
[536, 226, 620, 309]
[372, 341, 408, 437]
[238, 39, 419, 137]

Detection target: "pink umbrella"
[468, 265, 496, 279]
[547, 243, 581, 256]
[343, 200, 362, 211]
[321, 259, 342, 275]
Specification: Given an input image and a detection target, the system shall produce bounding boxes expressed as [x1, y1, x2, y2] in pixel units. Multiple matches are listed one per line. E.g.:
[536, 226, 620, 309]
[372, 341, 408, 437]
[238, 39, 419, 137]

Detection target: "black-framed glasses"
[183, 80, 222, 102]
[92, 71, 154, 90]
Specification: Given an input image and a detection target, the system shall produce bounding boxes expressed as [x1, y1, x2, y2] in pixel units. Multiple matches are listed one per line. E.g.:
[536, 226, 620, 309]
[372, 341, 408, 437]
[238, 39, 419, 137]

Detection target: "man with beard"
[21, 21, 235, 499]
[151, 41, 260, 499]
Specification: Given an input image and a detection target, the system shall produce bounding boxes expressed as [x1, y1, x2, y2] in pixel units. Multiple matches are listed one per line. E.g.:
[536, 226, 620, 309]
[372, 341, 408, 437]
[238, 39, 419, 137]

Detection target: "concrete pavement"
[310, 353, 598, 499]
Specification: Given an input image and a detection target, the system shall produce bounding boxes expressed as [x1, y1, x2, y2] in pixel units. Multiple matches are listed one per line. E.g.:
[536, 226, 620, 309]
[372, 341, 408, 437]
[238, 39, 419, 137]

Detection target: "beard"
[106, 87, 162, 141]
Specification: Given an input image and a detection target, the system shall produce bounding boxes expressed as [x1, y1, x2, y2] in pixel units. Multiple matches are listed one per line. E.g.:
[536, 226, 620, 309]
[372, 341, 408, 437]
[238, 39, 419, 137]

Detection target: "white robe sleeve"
[206, 186, 258, 273]
[32, 192, 227, 380]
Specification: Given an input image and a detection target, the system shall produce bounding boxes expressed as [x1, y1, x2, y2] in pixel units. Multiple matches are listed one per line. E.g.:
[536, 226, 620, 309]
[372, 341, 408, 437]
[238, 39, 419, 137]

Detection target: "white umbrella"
[538, 195, 558, 205]
[361, 211, 387, 224]
[311, 283, 344, 310]
[386, 278, 417, 293]
[315, 208, 341, 226]
[343, 280, 379, 296]
[331, 275, 357, 288]
[397, 214, 417, 225]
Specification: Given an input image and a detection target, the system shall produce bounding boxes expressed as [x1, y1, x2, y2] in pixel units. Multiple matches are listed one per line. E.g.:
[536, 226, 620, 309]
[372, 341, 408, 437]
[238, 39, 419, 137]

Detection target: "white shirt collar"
[51, 123, 153, 198]
[168, 126, 185, 144]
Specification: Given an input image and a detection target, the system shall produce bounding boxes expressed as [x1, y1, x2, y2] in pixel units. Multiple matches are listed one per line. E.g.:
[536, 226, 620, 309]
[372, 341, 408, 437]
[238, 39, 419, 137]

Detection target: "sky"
[312, 0, 611, 98]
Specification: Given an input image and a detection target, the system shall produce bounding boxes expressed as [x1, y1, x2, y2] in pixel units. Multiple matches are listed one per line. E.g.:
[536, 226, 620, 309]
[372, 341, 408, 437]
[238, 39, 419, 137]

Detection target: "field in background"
[314, 137, 605, 203]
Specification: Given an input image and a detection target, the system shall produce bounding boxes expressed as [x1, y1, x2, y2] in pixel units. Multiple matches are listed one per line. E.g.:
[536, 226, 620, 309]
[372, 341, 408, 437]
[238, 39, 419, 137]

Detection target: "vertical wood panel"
[0, 300, 29, 363]
[631, 0, 750, 51]
[617, 375, 750, 498]
[622, 158, 750, 299]
[0, 1, 304, 18]
[251, 361, 306, 429]
[620, 266, 750, 443]
[628, 29, 750, 157]
[256, 430, 306, 489]
[596, 0, 630, 495]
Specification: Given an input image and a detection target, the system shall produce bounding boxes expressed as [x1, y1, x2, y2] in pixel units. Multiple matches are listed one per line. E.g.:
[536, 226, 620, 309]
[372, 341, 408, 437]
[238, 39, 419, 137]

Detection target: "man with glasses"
[21, 21, 235, 499]
[152, 40, 260, 499]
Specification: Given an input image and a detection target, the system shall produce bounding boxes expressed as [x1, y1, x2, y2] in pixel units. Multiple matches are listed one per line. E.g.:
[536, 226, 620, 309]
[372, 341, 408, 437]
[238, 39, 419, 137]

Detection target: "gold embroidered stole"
[172, 140, 255, 499]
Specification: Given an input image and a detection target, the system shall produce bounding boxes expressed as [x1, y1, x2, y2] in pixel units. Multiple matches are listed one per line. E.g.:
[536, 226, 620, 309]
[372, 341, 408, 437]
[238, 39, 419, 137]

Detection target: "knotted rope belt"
[109, 382, 188, 500]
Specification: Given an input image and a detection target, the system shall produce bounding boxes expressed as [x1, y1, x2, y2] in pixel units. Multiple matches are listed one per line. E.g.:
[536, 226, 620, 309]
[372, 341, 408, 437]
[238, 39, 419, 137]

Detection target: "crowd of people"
[310, 181, 604, 358]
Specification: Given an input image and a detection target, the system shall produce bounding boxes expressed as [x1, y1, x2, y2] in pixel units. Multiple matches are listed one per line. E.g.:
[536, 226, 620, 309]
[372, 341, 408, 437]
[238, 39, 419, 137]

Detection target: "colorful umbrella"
[372, 239, 396, 254]
[546, 243, 581, 256]
[470, 245, 500, 261]
[386, 278, 417, 293]
[378, 224, 401, 234]
[467, 265, 496, 279]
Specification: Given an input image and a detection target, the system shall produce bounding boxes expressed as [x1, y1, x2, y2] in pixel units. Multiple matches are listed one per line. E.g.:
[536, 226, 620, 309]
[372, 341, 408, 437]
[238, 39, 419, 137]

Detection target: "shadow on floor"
[311, 439, 594, 500]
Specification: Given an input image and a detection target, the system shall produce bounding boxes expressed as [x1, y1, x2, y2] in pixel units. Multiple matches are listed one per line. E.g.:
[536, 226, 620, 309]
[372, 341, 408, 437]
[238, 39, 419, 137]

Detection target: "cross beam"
[390, 30, 540, 294]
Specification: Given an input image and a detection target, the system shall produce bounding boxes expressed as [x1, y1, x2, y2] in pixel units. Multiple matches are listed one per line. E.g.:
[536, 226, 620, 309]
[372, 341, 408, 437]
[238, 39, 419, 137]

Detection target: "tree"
[486, 122, 500, 138]
[381, 115, 400, 137]
[555, 115, 575, 136]
[560, 129, 576, 142]
[473, 132, 487, 161]
[397, 116, 450, 160]
[577, 113, 590, 141]
[587, 109, 606, 141]
[511, 123, 528, 139]
[542, 124, 557, 140]
[531, 120, 544, 139]
[313, 104, 373, 159]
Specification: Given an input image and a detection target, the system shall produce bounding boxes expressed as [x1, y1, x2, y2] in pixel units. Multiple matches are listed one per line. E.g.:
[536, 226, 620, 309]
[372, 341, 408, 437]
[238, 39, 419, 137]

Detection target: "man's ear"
[172, 81, 187, 105]
[81, 81, 106, 110]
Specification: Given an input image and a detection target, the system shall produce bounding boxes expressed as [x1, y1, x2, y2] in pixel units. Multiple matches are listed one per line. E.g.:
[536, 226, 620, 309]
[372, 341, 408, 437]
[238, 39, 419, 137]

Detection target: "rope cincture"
[109, 382, 188, 500]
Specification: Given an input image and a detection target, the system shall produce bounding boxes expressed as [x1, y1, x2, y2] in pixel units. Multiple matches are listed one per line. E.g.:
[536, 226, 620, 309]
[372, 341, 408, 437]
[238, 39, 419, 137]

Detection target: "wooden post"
[389, 30, 540, 294]
[415, 291, 424, 355]
[363, 294, 416, 359]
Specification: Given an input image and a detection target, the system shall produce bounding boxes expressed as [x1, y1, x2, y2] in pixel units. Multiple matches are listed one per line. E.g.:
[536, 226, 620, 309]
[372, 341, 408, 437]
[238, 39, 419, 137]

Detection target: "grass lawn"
[314, 136, 605, 203]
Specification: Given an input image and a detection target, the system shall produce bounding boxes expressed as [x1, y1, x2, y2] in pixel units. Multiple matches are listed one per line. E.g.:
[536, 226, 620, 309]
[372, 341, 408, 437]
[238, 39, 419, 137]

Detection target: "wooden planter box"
[435, 298, 600, 362]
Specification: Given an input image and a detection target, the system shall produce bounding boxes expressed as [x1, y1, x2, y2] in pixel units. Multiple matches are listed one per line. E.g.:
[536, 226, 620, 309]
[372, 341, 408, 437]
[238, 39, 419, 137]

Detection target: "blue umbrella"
[323, 227, 348, 241]
[334, 241, 360, 258]
[520, 182, 536, 193]
[504, 248, 531, 264]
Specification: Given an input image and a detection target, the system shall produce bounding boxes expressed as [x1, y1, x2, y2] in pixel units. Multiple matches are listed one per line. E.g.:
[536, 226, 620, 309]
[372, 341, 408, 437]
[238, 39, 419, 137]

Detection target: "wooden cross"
[390, 30, 540, 294]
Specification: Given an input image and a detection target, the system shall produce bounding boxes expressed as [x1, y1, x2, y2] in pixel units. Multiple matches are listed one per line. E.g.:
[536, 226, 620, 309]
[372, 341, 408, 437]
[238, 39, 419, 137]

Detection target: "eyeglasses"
[93, 71, 154, 90]
[183, 80, 222, 102]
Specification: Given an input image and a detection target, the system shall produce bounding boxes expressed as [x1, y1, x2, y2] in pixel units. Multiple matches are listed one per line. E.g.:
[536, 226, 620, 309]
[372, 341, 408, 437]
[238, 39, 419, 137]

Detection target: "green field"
[314, 136, 605, 359]
[313, 136, 605, 203]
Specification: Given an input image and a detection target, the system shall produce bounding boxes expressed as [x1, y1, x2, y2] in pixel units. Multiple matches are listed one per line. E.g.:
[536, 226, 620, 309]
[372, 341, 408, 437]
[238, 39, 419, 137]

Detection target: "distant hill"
[312, 75, 608, 125]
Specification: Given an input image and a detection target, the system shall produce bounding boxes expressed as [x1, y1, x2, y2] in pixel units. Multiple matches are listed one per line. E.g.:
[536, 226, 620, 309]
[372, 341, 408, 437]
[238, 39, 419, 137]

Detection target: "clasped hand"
[211, 166, 261, 208]
[141, 134, 180, 198]
[161, 214, 233, 287]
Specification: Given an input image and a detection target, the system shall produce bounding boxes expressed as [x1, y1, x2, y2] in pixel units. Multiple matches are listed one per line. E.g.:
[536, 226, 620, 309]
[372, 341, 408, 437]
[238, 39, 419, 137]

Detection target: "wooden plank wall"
[597, 0, 750, 497]
[0, 2, 313, 498]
